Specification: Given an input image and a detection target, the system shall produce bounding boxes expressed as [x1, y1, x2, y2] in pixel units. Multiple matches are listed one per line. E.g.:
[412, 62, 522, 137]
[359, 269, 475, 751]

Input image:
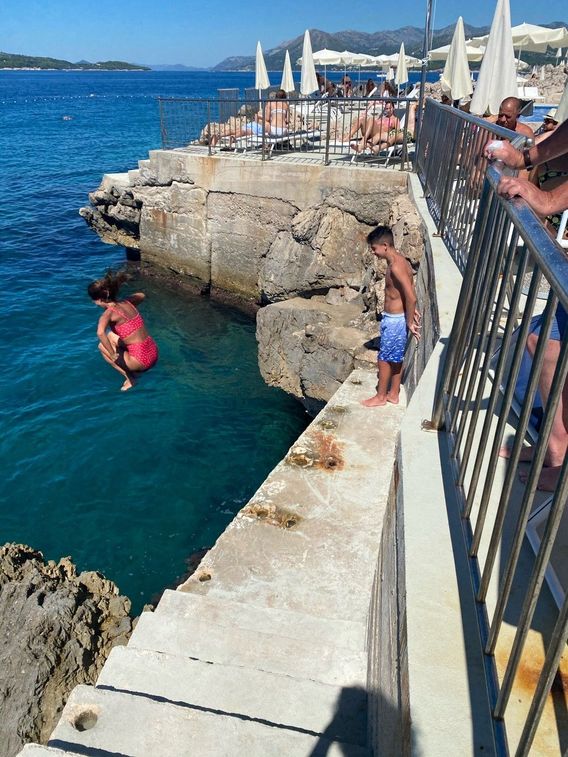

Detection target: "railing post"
[207, 101, 212, 157]
[324, 101, 332, 165]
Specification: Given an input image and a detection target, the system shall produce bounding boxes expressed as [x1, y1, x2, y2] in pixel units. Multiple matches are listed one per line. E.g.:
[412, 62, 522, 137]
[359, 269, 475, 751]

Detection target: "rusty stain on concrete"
[285, 431, 344, 473]
[241, 502, 300, 530]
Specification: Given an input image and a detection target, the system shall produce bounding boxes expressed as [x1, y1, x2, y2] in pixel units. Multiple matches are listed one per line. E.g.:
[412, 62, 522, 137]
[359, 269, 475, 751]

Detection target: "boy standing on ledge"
[362, 226, 420, 407]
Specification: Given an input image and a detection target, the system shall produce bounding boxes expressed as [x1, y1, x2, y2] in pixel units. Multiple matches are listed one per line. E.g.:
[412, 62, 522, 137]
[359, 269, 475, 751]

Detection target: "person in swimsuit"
[361, 226, 420, 408]
[88, 271, 158, 391]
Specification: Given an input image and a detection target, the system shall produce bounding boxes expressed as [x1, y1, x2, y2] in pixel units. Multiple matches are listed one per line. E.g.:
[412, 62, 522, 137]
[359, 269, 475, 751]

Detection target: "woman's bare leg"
[98, 342, 135, 391]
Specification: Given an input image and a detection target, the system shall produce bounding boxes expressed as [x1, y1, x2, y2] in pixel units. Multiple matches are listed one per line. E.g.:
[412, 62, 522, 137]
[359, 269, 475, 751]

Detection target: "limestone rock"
[209, 193, 298, 300]
[324, 187, 405, 226]
[0, 544, 132, 757]
[257, 296, 376, 413]
[261, 208, 374, 302]
[389, 194, 425, 266]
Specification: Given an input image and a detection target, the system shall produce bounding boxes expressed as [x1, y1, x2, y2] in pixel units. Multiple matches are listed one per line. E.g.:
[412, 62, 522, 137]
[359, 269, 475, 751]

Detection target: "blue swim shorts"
[530, 301, 567, 342]
[379, 312, 408, 363]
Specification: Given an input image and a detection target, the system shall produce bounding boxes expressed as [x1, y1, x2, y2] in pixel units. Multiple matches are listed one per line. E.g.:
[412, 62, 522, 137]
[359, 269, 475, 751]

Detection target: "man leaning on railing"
[486, 120, 568, 491]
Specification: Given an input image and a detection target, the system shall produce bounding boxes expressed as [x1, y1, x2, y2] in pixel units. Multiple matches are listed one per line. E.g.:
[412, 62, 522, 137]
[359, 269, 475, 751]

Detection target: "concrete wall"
[132, 150, 408, 301]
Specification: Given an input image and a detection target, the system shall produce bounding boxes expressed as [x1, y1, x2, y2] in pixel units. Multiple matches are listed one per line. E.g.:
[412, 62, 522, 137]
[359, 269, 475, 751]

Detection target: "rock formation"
[0, 544, 132, 757]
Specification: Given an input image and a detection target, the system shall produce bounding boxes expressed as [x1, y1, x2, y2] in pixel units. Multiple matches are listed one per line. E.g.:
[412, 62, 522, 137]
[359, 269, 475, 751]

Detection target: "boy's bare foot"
[519, 464, 562, 492]
[386, 393, 400, 405]
[121, 378, 134, 391]
[361, 394, 387, 407]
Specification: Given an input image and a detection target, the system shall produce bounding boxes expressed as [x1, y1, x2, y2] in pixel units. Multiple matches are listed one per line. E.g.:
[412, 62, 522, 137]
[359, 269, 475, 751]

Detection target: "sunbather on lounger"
[367, 101, 418, 155]
[263, 89, 289, 136]
[348, 100, 399, 153]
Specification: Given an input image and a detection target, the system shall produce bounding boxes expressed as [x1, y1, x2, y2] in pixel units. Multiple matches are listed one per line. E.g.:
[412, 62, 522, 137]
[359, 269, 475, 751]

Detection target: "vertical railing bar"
[452, 210, 510, 455]
[436, 118, 461, 237]
[476, 293, 556, 596]
[449, 194, 503, 435]
[487, 334, 568, 655]
[458, 228, 520, 480]
[464, 249, 538, 522]
[324, 101, 332, 166]
[513, 593, 568, 756]
[495, 449, 568, 719]
[430, 181, 496, 428]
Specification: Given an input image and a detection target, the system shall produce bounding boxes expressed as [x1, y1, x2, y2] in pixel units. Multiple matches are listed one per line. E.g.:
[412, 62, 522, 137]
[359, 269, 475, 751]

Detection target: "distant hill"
[213, 21, 568, 70]
[147, 64, 206, 71]
[0, 52, 149, 71]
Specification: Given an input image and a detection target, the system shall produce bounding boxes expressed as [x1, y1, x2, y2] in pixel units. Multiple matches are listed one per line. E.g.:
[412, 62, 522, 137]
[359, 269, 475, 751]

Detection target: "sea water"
[0, 71, 310, 611]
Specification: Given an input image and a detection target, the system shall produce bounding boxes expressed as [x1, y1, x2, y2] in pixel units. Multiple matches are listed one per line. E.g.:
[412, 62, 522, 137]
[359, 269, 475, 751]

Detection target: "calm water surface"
[0, 71, 308, 610]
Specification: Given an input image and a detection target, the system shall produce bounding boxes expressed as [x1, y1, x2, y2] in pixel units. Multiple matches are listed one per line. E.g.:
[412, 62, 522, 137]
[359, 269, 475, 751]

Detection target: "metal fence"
[416, 98, 531, 271]
[420, 101, 568, 754]
[157, 95, 416, 168]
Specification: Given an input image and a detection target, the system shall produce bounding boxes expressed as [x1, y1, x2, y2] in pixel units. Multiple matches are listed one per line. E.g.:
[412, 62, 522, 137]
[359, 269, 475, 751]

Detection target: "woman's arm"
[96, 309, 116, 357]
[127, 292, 145, 306]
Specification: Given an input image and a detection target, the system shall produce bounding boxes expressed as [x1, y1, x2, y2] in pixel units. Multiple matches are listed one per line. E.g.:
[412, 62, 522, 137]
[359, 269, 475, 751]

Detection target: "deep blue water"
[0, 71, 310, 611]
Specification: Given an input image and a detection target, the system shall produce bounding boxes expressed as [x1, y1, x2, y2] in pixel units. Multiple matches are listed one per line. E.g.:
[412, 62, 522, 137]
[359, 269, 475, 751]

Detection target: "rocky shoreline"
[0, 544, 132, 757]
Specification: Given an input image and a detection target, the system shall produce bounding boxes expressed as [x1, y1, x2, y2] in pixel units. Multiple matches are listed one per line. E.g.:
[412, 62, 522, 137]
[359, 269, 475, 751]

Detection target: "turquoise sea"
[0, 70, 312, 611]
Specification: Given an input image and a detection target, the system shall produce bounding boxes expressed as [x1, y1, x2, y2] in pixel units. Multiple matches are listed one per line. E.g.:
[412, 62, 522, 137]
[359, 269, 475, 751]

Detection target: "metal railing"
[420, 102, 568, 754]
[416, 98, 531, 271]
[157, 95, 416, 168]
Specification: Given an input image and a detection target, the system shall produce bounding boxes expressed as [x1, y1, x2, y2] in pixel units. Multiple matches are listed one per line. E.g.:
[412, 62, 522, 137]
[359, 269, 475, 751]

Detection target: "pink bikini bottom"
[126, 336, 158, 370]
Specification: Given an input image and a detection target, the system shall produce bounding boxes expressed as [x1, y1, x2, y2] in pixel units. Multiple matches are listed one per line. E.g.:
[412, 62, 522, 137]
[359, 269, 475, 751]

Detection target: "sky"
[1, 0, 567, 68]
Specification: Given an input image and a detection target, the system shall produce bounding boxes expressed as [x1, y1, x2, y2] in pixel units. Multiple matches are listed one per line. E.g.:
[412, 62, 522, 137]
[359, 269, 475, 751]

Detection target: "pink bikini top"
[110, 304, 144, 339]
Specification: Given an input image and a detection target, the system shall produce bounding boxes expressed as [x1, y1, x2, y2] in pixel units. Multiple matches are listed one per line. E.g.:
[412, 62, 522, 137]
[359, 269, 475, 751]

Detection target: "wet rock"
[0, 543, 132, 757]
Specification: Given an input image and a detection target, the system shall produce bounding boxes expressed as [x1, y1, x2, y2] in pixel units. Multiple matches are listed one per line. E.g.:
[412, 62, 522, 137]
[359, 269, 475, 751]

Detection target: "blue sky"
[1, 0, 566, 67]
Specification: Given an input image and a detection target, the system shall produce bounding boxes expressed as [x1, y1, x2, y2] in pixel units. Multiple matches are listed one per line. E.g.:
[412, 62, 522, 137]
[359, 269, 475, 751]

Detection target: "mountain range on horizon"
[212, 20, 568, 71]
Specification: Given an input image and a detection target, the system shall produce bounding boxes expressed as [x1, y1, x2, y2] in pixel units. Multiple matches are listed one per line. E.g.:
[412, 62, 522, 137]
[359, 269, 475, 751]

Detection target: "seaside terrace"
[157, 92, 568, 754]
[21, 96, 567, 756]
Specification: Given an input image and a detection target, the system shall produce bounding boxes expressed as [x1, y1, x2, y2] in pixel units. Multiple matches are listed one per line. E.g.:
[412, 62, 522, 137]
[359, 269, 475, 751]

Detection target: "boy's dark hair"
[367, 226, 394, 247]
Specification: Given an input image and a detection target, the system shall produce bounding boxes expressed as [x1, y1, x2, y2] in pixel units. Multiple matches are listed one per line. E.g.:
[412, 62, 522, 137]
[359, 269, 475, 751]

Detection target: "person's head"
[441, 93, 452, 105]
[275, 89, 287, 100]
[367, 226, 394, 257]
[365, 78, 375, 95]
[383, 100, 395, 117]
[497, 97, 522, 130]
[88, 270, 129, 304]
[381, 81, 396, 98]
[543, 109, 558, 131]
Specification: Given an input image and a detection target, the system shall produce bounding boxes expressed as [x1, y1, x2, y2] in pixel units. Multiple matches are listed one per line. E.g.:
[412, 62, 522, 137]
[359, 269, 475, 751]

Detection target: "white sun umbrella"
[470, 0, 517, 116]
[440, 17, 473, 102]
[429, 41, 486, 62]
[300, 30, 318, 96]
[280, 50, 295, 94]
[255, 41, 270, 96]
[395, 43, 409, 88]
[471, 22, 568, 53]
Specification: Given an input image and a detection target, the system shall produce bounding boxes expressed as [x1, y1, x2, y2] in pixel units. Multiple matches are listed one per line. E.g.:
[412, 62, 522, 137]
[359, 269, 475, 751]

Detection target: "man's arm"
[485, 120, 568, 169]
[498, 176, 568, 217]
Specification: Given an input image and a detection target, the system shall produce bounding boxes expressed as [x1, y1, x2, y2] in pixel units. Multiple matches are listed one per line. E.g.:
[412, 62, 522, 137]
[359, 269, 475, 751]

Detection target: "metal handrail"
[420, 102, 568, 755]
[156, 95, 417, 168]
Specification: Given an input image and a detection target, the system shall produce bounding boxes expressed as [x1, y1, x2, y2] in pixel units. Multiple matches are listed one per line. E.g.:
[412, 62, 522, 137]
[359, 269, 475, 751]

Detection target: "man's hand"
[409, 309, 421, 341]
[484, 139, 524, 169]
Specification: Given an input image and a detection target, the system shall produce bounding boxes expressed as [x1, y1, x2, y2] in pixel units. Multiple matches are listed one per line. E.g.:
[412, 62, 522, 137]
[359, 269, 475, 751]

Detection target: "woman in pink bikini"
[88, 271, 158, 391]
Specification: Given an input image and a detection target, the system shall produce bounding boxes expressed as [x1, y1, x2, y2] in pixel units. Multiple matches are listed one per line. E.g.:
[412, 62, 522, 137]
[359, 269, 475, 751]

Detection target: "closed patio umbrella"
[440, 17, 473, 102]
[470, 0, 517, 116]
[280, 50, 295, 94]
[395, 43, 409, 87]
[255, 41, 270, 93]
[300, 30, 318, 96]
[556, 76, 568, 124]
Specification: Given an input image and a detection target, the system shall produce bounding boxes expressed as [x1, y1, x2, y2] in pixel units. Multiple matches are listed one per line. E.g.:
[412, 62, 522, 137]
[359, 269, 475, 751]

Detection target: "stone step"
[49, 685, 372, 757]
[18, 746, 83, 757]
[155, 588, 366, 653]
[97, 645, 367, 746]
[129, 609, 366, 688]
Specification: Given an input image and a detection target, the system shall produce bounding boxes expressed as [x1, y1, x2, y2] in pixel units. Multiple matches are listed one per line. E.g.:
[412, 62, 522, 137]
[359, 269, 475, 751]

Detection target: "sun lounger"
[517, 85, 545, 101]
[223, 128, 321, 154]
